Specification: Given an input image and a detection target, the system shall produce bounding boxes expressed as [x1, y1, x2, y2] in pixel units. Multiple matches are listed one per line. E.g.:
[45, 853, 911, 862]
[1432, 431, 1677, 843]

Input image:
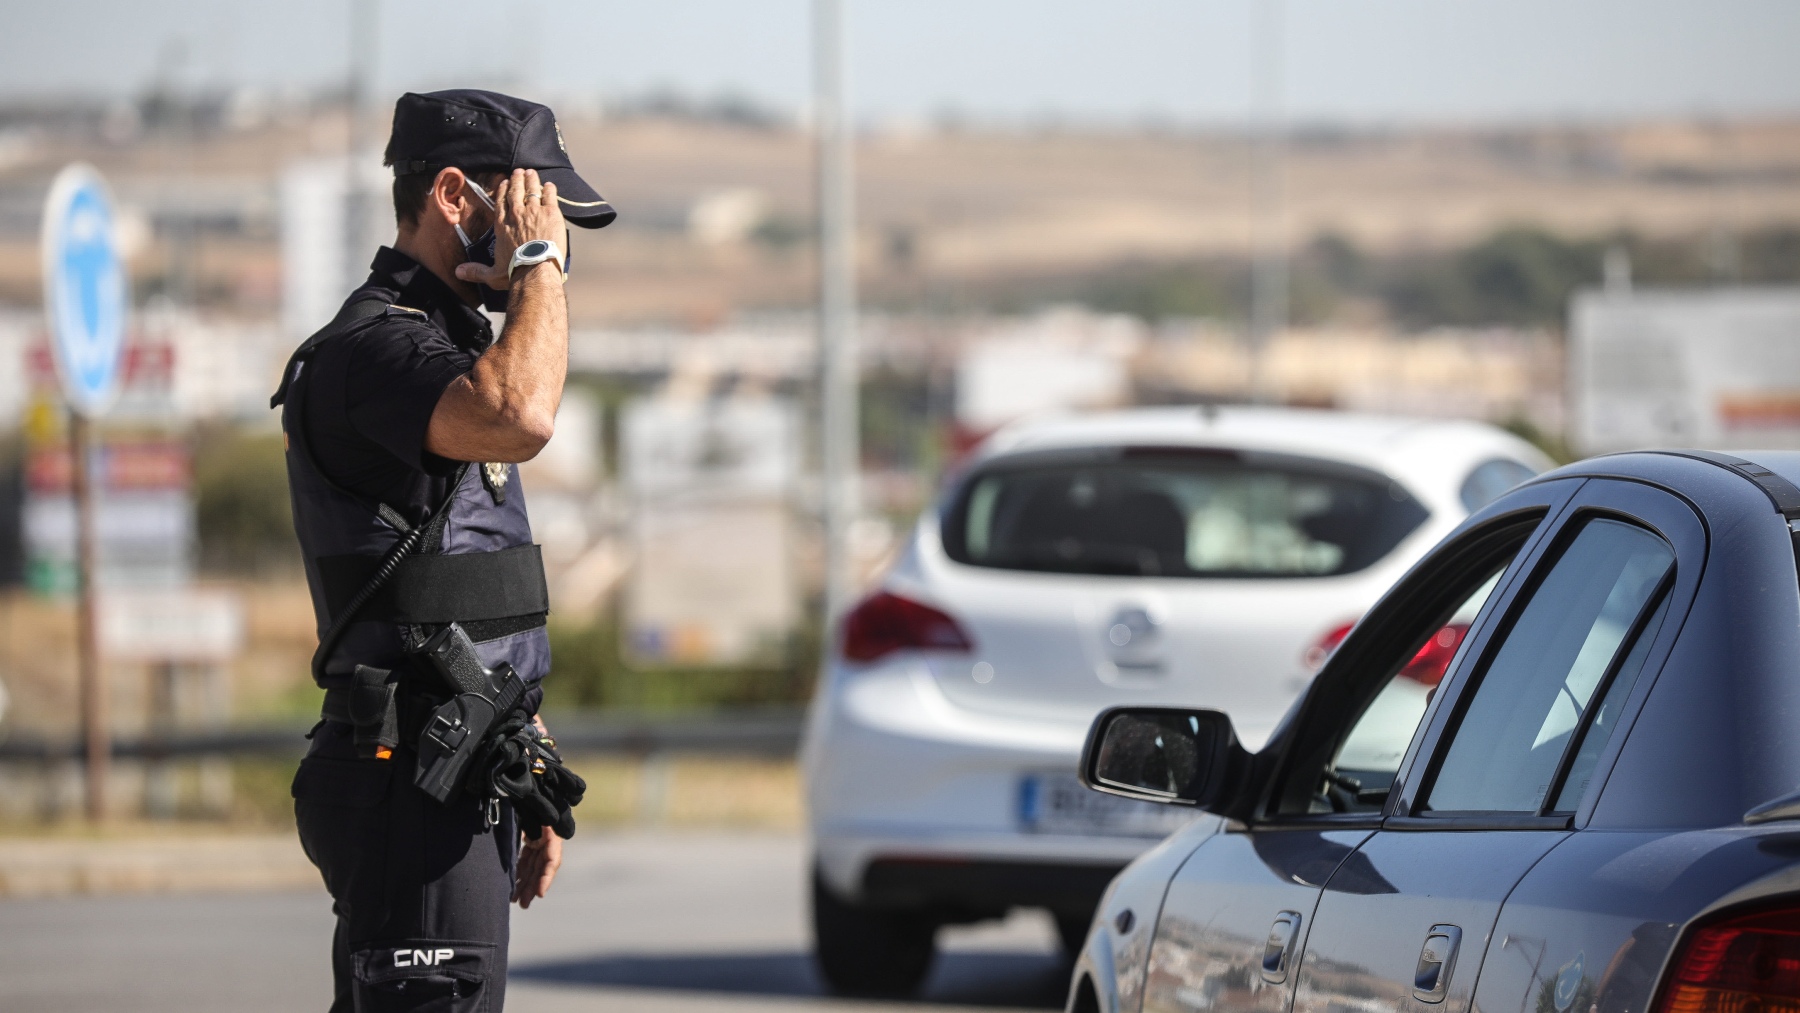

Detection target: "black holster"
[411, 623, 528, 804]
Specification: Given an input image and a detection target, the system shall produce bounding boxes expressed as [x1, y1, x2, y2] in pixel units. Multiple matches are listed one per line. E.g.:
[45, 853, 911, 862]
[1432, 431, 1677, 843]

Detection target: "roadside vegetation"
[540, 612, 821, 712]
[192, 426, 298, 577]
[975, 225, 1800, 329]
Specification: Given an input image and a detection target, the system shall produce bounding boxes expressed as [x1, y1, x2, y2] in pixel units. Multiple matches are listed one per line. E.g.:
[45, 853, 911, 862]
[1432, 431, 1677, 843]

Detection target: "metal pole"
[1247, 0, 1287, 403]
[346, 0, 381, 294]
[70, 411, 106, 821]
[816, 0, 860, 625]
[144, 661, 176, 819]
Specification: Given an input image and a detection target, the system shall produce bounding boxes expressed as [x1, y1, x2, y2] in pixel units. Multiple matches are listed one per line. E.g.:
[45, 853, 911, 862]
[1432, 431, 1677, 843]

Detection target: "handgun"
[411, 622, 526, 803]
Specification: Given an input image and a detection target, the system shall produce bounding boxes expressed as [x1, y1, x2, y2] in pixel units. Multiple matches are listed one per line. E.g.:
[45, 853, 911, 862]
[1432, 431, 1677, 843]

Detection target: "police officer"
[273, 89, 615, 1011]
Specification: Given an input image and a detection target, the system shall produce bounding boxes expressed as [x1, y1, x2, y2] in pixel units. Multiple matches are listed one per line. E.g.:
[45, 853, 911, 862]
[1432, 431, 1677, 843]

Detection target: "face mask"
[453, 179, 509, 313]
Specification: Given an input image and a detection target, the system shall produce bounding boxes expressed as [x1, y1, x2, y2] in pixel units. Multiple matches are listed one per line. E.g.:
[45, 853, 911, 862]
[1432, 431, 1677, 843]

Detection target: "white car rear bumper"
[805, 656, 1177, 904]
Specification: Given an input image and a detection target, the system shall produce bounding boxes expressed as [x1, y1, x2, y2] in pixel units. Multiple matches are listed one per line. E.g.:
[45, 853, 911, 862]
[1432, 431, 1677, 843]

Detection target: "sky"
[3, 0, 1798, 126]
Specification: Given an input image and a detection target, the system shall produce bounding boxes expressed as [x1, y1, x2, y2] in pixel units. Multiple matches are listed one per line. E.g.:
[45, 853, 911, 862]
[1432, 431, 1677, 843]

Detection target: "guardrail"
[0, 707, 807, 761]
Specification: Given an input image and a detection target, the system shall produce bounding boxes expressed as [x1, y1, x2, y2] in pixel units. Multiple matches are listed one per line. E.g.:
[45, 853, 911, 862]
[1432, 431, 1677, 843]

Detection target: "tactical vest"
[271, 295, 551, 705]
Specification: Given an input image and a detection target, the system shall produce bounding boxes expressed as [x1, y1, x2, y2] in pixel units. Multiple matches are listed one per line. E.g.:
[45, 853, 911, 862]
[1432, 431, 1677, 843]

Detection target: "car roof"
[971, 406, 1552, 512]
[1738, 451, 1800, 493]
[1476, 448, 1800, 831]
[1534, 449, 1800, 504]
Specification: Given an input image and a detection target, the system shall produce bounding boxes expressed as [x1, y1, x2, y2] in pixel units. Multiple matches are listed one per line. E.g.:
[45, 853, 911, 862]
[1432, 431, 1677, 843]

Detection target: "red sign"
[26, 442, 191, 494]
[26, 340, 174, 388]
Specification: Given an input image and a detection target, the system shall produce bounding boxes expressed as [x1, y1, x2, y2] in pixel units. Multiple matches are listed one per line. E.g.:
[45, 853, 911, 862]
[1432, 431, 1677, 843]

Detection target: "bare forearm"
[424, 168, 572, 464]
[426, 265, 567, 462]
[467, 265, 568, 444]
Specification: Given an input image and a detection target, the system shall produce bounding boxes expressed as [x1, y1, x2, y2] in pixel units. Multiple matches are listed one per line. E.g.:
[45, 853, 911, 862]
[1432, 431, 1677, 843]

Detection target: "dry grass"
[3, 114, 1798, 324]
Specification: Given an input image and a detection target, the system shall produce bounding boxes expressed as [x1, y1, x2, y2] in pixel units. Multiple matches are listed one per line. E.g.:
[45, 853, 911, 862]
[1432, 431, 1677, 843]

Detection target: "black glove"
[471, 722, 586, 840]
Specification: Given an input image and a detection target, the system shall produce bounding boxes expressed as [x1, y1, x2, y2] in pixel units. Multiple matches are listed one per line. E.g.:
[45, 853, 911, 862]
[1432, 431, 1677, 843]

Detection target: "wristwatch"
[507, 239, 565, 278]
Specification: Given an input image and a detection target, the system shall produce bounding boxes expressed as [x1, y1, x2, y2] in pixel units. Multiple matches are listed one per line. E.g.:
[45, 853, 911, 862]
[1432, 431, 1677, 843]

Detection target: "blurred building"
[687, 188, 772, 246]
[280, 156, 392, 341]
[1136, 321, 1564, 427]
[955, 308, 1142, 432]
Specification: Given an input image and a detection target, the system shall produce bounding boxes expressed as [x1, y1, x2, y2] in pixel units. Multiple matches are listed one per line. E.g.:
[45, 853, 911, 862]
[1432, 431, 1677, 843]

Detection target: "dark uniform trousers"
[295, 741, 516, 1012]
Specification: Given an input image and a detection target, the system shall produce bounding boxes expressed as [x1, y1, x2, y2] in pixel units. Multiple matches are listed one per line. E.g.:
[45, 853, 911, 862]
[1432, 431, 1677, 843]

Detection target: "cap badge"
[555, 123, 567, 154]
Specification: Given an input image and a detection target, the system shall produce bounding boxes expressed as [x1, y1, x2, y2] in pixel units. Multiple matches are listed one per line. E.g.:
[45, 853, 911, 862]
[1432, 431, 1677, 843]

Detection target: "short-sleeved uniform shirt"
[301, 247, 493, 525]
[289, 247, 551, 751]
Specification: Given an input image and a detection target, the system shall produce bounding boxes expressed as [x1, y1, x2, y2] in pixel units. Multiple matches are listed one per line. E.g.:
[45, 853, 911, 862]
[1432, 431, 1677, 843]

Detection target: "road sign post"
[41, 163, 128, 821]
[69, 412, 105, 820]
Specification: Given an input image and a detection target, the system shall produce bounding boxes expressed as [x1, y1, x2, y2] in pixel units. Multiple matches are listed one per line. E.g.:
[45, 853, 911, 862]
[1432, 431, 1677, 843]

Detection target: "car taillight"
[1657, 908, 1800, 1013]
[1303, 621, 1358, 671]
[1399, 622, 1469, 687]
[1302, 620, 1470, 685]
[840, 591, 974, 663]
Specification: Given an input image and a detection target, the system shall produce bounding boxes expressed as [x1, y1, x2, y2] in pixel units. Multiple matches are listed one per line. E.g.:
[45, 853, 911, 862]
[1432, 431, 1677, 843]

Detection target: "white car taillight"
[839, 591, 975, 663]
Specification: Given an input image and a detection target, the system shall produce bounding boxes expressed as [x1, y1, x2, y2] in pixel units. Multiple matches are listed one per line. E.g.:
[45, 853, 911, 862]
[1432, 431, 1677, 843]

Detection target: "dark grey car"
[1067, 450, 1800, 1013]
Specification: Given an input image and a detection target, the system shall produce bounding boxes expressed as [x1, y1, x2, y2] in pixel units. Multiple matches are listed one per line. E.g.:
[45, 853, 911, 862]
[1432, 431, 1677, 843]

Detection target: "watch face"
[518, 239, 550, 258]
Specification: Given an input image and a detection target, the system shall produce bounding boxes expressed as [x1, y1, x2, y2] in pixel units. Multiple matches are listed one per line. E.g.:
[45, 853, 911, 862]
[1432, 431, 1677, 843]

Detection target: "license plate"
[1017, 772, 1199, 838]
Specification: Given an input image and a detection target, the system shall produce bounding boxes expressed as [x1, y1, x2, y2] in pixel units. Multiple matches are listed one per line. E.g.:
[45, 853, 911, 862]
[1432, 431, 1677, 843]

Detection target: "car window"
[944, 449, 1429, 578]
[1424, 517, 1674, 814]
[1549, 591, 1672, 811]
[1319, 570, 1505, 813]
[1461, 458, 1539, 512]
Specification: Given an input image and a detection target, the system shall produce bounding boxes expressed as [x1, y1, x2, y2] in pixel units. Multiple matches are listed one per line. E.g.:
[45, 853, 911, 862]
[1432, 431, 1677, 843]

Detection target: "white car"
[800, 406, 1550, 997]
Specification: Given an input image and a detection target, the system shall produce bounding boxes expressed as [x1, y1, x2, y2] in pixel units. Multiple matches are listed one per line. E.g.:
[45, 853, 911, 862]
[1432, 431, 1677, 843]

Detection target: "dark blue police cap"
[385, 89, 616, 229]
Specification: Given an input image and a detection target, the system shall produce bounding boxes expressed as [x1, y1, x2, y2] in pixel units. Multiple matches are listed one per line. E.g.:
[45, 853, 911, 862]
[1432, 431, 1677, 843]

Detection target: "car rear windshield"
[942, 447, 1430, 578]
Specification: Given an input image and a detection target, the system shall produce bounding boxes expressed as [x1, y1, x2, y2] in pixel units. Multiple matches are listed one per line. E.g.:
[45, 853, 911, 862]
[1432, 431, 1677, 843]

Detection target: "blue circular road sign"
[41, 163, 127, 417]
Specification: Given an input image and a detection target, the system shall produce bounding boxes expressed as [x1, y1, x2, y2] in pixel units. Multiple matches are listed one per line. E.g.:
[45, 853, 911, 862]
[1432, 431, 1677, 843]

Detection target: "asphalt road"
[0, 831, 1073, 1012]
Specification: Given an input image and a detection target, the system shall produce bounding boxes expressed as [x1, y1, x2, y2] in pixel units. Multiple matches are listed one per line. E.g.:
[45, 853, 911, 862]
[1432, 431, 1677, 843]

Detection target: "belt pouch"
[348, 665, 400, 759]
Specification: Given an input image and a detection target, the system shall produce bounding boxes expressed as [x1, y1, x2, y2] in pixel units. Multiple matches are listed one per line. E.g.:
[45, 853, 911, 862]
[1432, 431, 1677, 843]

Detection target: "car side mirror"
[1080, 706, 1245, 809]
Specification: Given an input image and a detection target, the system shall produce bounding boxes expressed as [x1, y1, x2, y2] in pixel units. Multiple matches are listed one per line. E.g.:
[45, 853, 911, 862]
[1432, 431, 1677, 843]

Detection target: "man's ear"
[429, 167, 470, 227]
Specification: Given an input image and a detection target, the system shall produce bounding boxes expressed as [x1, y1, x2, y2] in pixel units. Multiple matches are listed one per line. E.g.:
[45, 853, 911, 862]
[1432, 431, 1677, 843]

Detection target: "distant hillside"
[0, 107, 1795, 326]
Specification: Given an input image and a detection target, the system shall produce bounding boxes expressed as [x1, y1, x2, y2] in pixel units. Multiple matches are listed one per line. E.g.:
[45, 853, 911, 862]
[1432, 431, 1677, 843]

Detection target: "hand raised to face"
[455, 168, 566, 291]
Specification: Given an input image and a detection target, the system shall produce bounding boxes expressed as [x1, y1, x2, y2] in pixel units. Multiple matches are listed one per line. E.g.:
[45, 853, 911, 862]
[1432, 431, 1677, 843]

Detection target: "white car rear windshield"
[942, 447, 1429, 578]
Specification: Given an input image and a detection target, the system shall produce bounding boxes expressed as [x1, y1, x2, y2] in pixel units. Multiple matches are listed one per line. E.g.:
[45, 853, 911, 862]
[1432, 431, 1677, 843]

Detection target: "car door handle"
[1413, 924, 1464, 1003]
[1262, 911, 1303, 984]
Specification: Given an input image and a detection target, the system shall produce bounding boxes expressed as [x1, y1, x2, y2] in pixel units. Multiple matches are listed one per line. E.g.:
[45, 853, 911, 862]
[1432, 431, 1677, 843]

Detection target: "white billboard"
[101, 588, 244, 662]
[622, 396, 798, 502]
[1570, 288, 1800, 455]
[626, 503, 797, 666]
[621, 395, 800, 666]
